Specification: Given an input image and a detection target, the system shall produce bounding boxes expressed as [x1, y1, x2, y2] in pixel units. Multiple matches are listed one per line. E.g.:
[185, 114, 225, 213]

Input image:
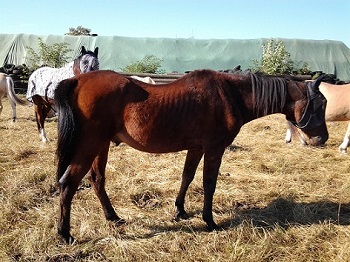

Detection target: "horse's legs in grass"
[174, 149, 203, 221]
[0, 98, 2, 118]
[33, 96, 51, 142]
[87, 143, 125, 224]
[285, 121, 293, 143]
[202, 148, 225, 231]
[339, 122, 350, 153]
[9, 98, 16, 121]
[58, 161, 92, 244]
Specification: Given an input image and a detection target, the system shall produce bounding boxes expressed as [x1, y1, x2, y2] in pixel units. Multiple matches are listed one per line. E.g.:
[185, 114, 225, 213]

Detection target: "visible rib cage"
[53, 69, 328, 244]
[250, 73, 287, 116]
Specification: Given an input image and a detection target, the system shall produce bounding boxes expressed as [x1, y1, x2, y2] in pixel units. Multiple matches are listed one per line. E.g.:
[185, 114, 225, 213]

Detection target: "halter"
[287, 81, 326, 130]
[73, 47, 99, 76]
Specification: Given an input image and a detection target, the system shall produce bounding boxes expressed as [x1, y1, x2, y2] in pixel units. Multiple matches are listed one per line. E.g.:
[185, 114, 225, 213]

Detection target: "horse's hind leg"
[174, 149, 203, 221]
[87, 143, 125, 224]
[339, 122, 350, 154]
[9, 98, 16, 122]
[33, 96, 51, 142]
[58, 162, 91, 244]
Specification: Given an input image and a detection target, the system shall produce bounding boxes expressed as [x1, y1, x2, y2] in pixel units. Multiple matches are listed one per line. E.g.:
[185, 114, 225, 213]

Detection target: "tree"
[251, 39, 311, 75]
[65, 26, 91, 36]
[121, 55, 165, 74]
[26, 38, 72, 69]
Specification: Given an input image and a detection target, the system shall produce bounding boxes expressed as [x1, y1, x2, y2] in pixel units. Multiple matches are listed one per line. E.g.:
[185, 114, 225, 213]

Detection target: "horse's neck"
[61, 61, 74, 71]
[236, 74, 288, 121]
[56, 62, 75, 77]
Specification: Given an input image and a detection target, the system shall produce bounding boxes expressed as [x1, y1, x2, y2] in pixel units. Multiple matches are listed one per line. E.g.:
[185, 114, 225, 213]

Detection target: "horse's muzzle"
[308, 134, 328, 146]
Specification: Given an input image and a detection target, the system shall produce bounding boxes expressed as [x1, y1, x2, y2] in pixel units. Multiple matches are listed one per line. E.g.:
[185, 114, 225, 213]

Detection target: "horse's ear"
[81, 46, 87, 55]
[94, 47, 99, 57]
[312, 74, 325, 91]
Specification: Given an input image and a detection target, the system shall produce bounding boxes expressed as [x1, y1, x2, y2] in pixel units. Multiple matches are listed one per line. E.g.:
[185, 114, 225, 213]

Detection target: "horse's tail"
[54, 78, 79, 183]
[5, 76, 29, 105]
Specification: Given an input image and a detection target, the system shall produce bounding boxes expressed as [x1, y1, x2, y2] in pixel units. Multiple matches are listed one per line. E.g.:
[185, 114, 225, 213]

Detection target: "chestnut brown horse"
[54, 69, 328, 244]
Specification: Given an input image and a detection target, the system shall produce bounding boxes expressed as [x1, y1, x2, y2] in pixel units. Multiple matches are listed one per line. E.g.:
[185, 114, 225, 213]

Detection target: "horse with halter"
[0, 73, 28, 121]
[54, 69, 328, 244]
[8, 46, 99, 142]
[285, 81, 350, 153]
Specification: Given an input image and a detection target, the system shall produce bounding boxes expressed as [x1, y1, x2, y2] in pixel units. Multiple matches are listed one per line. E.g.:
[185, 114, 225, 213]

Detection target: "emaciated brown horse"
[54, 69, 328, 244]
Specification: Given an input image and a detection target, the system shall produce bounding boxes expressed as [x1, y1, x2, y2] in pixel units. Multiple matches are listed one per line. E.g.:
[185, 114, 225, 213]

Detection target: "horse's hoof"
[339, 148, 347, 154]
[61, 234, 76, 245]
[206, 222, 219, 232]
[114, 218, 126, 226]
[174, 210, 190, 221]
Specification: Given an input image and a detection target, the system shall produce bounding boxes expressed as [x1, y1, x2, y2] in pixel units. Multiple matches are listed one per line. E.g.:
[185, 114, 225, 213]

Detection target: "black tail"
[54, 78, 79, 183]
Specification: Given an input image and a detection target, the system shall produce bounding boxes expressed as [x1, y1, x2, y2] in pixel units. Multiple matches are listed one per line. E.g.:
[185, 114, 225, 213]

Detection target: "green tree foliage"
[121, 55, 165, 74]
[26, 38, 72, 69]
[252, 39, 311, 75]
[65, 26, 91, 36]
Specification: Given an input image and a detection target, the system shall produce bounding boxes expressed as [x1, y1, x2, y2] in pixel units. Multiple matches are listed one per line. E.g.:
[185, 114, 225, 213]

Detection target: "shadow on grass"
[144, 197, 350, 236]
[222, 197, 350, 228]
[72, 197, 350, 243]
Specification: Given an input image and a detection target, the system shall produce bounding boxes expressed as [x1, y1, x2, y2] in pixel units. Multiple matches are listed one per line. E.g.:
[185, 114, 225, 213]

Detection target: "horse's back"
[320, 82, 350, 121]
[27, 64, 74, 100]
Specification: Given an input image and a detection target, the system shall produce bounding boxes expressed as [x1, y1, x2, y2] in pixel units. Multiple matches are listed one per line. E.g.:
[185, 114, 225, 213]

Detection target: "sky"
[1, 0, 349, 48]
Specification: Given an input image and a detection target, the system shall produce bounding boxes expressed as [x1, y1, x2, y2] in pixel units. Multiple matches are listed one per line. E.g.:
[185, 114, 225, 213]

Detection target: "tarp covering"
[1, 34, 350, 81]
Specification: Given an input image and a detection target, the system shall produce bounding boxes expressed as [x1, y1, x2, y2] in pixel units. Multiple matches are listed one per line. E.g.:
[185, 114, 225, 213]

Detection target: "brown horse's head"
[73, 46, 99, 76]
[286, 76, 328, 146]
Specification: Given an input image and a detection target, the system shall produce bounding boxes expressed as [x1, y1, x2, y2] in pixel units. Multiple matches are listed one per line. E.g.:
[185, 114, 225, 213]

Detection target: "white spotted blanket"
[26, 62, 74, 102]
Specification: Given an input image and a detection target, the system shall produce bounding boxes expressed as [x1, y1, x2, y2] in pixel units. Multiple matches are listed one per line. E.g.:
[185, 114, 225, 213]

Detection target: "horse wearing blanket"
[8, 46, 99, 142]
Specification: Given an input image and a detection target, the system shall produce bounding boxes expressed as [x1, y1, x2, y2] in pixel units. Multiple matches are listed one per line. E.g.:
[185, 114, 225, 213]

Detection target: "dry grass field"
[1, 96, 350, 261]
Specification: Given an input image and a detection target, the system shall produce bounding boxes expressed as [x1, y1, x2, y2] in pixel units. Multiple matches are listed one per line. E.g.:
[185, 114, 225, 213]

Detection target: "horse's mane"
[250, 73, 288, 116]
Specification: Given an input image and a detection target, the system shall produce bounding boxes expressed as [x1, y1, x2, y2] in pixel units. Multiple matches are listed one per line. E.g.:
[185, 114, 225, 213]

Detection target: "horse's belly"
[115, 131, 187, 153]
[325, 102, 350, 121]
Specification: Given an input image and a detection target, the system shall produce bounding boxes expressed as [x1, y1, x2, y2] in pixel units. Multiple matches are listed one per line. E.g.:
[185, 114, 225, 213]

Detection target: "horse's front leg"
[0, 99, 3, 118]
[202, 149, 225, 231]
[339, 122, 350, 154]
[285, 121, 293, 143]
[87, 143, 125, 224]
[174, 149, 203, 221]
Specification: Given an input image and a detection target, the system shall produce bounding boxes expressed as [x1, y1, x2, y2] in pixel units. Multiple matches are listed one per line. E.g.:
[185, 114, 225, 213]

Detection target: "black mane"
[250, 73, 288, 116]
